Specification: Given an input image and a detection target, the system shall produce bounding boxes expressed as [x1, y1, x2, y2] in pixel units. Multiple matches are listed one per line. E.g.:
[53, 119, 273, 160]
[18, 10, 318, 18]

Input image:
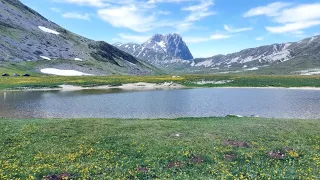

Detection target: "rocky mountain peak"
[145, 33, 193, 60]
[114, 33, 193, 65]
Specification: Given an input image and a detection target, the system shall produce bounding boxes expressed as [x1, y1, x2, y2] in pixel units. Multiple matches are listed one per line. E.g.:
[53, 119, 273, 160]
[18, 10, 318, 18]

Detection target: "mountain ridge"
[0, 0, 157, 75]
[114, 32, 320, 74]
[190, 35, 320, 69]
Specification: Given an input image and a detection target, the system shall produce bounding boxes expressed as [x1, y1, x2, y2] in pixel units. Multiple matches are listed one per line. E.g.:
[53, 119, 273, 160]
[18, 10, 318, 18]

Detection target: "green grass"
[0, 74, 319, 90]
[0, 117, 319, 179]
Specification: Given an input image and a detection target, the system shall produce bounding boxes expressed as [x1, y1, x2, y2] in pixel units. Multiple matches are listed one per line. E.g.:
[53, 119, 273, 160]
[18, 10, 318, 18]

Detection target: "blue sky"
[21, 0, 320, 58]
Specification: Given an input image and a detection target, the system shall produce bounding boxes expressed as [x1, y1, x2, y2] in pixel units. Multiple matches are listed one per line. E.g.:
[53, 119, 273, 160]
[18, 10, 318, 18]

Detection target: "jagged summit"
[114, 33, 193, 65]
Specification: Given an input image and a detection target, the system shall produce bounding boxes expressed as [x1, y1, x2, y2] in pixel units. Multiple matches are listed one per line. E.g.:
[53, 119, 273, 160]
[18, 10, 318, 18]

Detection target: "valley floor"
[0, 74, 320, 91]
[0, 117, 319, 179]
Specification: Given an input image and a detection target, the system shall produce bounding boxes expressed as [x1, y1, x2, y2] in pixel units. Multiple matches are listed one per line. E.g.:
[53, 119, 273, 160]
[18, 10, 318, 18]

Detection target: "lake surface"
[0, 88, 320, 119]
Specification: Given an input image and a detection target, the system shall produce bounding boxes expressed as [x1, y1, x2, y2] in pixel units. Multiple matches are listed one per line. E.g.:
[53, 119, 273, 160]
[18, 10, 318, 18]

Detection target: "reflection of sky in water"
[0, 88, 320, 119]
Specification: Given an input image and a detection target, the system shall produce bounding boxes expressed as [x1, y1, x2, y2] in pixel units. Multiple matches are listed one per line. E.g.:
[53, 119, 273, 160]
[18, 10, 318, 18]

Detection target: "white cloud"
[224, 25, 252, 33]
[182, 0, 215, 22]
[245, 2, 320, 34]
[244, 2, 292, 17]
[98, 5, 159, 32]
[55, 0, 214, 32]
[266, 21, 320, 34]
[181, 0, 214, 12]
[55, 0, 108, 7]
[210, 33, 231, 40]
[255, 37, 264, 41]
[184, 33, 231, 43]
[118, 33, 150, 43]
[273, 3, 320, 23]
[50, 7, 61, 13]
[184, 37, 210, 43]
[147, 0, 198, 3]
[292, 31, 304, 35]
[62, 12, 90, 20]
[158, 10, 171, 15]
[176, 0, 215, 32]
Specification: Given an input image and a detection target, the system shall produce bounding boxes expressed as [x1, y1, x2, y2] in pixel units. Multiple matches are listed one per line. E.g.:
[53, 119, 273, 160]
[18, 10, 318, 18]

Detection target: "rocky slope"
[0, 0, 157, 75]
[114, 34, 193, 65]
[191, 35, 320, 70]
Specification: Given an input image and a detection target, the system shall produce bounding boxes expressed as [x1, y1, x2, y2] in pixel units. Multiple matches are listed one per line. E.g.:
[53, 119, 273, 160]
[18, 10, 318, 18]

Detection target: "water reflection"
[0, 88, 320, 119]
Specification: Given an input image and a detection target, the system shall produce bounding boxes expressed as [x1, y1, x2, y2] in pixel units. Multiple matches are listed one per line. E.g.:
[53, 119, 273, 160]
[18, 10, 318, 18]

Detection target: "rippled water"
[1, 88, 320, 119]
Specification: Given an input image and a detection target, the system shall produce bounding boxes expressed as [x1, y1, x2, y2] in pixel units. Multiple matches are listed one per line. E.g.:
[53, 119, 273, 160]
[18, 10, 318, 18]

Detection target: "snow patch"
[40, 56, 51, 60]
[38, 26, 60, 35]
[263, 49, 291, 62]
[273, 44, 278, 52]
[127, 61, 136, 66]
[298, 69, 320, 75]
[40, 68, 92, 76]
[156, 41, 166, 49]
[194, 60, 214, 67]
[241, 56, 254, 63]
[229, 57, 240, 64]
[161, 59, 189, 64]
[74, 58, 83, 61]
[283, 43, 291, 49]
[245, 67, 259, 71]
[308, 36, 317, 44]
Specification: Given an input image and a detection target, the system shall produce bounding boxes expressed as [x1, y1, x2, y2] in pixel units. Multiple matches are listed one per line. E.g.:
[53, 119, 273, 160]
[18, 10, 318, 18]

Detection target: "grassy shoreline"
[0, 74, 320, 91]
[0, 117, 319, 179]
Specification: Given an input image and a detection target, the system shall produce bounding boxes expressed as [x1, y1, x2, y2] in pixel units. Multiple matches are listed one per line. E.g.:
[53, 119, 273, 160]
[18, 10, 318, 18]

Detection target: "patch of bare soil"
[189, 156, 205, 164]
[136, 167, 149, 173]
[268, 148, 296, 159]
[268, 150, 286, 159]
[224, 153, 237, 161]
[167, 161, 184, 168]
[225, 140, 250, 148]
[44, 173, 73, 180]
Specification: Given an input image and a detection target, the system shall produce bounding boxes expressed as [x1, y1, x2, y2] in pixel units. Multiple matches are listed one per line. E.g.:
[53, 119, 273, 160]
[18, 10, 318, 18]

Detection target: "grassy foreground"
[0, 74, 320, 90]
[0, 117, 319, 179]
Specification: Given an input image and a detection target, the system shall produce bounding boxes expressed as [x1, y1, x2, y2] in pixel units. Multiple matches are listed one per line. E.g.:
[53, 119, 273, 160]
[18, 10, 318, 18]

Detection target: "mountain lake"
[1, 87, 320, 119]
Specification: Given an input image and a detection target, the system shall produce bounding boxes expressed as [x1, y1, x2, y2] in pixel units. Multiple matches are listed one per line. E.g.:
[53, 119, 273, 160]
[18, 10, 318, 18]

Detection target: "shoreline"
[2, 83, 320, 92]
[216, 86, 320, 90]
[1, 82, 185, 92]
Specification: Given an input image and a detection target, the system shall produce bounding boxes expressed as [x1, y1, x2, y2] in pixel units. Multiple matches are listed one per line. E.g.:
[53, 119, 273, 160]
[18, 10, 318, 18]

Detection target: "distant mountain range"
[0, 0, 158, 75]
[191, 35, 320, 69]
[114, 34, 193, 65]
[117, 33, 320, 74]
